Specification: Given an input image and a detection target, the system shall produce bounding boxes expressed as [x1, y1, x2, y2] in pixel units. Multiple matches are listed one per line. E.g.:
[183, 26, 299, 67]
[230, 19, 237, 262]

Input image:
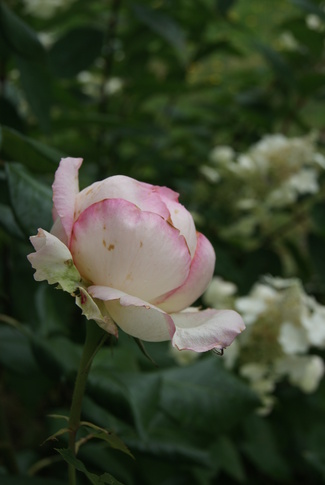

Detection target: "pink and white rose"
[27, 158, 244, 352]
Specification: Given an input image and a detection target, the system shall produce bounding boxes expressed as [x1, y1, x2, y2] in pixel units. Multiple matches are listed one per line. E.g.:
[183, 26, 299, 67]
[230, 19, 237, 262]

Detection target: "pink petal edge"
[153, 233, 215, 313]
[171, 309, 245, 352]
[89, 285, 175, 342]
[52, 157, 83, 245]
[70, 198, 191, 302]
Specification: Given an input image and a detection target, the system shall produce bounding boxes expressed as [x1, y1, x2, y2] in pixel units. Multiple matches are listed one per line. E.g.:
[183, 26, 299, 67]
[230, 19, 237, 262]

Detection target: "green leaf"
[80, 422, 134, 459]
[49, 27, 104, 78]
[5, 162, 52, 237]
[211, 435, 245, 482]
[242, 414, 291, 480]
[56, 448, 124, 485]
[255, 43, 293, 85]
[159, 358, 258, 434]
[0, 324, 38, 374]
[0, 3, 45, 61]
[15, 57, 51, 132]
[133, 337, 158, 366]
[88, 368, 161, 439]
[0, 203, 25, 239]
[308, 233, 325, 285]
[130, 3, 188, 61]
[290, 0, 325, 21]
[0, 126, 62, 172]
[304, 451, 325, 479]
[311, 202, 325, 238]
[216, 0, 237, 16]
[0, 96, 24, 132]
[0, 477, 66, 485]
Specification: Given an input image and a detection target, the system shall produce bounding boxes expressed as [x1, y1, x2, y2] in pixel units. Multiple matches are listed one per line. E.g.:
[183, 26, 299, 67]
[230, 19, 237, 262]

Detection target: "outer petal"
[70, 198, 191, 302]
[75, 175, 171, 221]
[171, 308, 245, 352]
[89, 285, 175, 342]
[27, 229, 81, 293]
[157, 187, 197, 257]
[153, 233, 215, 313]
[52, 157, 83, 244]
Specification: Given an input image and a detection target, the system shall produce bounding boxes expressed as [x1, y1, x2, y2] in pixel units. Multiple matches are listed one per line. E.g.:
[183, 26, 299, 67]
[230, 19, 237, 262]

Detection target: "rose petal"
[75, 175, 171, 221]
[153, 233, 215, 312]
[27, 229, 81, 293]
[157, 188, 197, 257]
[171, 308, 245, 352]
[70, 198, 191, 302]
[89, 285, 175, 341]
[52, 157, 83, 244]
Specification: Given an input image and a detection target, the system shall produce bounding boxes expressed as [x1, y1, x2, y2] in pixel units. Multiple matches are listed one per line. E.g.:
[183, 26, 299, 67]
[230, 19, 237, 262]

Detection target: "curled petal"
[89, 285, 175, 341]
[75, 287, 118, 337]
[171, 309, 245, 352]
[71, 198, 191, 302]
[27, 229, 81, 293]
[153, 233, 215, 313]
[157, 188, 197, 257]
[75, 175, 171, 221]
[52, 157, 83, 244]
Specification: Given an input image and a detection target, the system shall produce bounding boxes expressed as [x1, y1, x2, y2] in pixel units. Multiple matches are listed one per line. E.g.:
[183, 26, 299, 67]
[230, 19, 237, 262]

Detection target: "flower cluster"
[204, 276, 325, 413]
[199, 134, 325, 247]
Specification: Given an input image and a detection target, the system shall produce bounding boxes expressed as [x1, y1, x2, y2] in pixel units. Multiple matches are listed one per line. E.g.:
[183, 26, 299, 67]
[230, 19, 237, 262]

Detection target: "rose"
[28, 158, 244, 352]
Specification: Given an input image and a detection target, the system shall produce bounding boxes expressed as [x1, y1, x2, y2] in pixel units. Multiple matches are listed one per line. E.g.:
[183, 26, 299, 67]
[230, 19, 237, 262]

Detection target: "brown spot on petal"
[174, 209, 179, 214]
[102, 239, 107, 247]
[103, 224, 106, 230]
[64, 259, 74, 268]
[80, 293, 87, 305]
[126, 273, 133, 281]
[140, 241, 143, 248]
[85, 188, 93, 195]
[108, 244, 115, 251]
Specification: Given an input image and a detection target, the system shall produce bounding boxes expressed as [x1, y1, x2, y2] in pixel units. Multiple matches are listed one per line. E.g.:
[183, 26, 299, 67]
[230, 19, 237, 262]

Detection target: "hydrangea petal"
[27, 229, 81, 293]
[153, 233, 215, 312]
[89, 285, 175, 341]
[171, 308, 245, 352]
[70, 198, 191, 302]
[52, 157, 83, 244]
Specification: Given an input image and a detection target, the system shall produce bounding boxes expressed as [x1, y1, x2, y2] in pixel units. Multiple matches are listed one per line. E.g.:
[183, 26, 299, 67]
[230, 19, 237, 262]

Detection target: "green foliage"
[0, 0, 325, 484]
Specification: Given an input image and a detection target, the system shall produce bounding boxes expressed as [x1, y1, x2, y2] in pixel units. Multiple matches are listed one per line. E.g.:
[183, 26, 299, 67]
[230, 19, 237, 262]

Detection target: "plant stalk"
[68, 321, 107, 485]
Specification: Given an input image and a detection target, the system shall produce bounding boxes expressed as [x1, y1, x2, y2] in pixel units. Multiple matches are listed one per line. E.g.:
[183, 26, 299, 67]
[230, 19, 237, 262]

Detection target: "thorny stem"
[68, 322, 107, 485]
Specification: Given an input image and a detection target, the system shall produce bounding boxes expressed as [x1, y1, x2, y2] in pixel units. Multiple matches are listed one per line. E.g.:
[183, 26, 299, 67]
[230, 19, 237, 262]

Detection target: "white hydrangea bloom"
[77, 72, 123, 98]
[209, 145, 235, 165]
[235, 283, 278, 325]
[306, 14, 324, 31]
[302, 301, 325, 348]
[276, 355, 324, 393]
[277, 31, 301, 52]
[199, 165, 220, 183]
[278, 322, 309, 355]
[287, 169, 319, 195]
[204, 277, 237, 307]
[23, 0, 76, 18]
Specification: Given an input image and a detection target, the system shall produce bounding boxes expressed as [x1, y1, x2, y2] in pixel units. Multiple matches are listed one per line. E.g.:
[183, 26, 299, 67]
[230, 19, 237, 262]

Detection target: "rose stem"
[68, 321, 107, 485]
